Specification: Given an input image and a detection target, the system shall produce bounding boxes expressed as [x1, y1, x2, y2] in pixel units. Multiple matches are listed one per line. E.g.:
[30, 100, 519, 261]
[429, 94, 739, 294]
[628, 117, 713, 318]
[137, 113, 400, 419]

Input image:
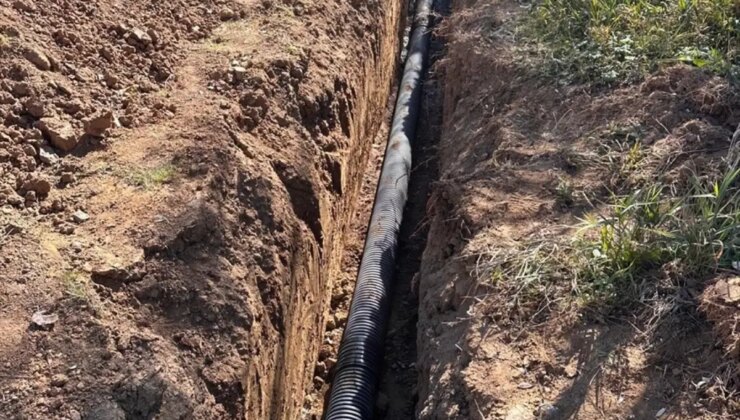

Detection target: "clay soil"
[415, 1, 740, 419]
[0, 0, 405, 419]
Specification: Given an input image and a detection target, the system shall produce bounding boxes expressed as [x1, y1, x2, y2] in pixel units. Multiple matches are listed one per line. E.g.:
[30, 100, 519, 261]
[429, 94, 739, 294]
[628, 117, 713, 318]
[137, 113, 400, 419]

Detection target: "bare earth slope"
[0, 0, 403, 418]
[417, 1, 740, 419]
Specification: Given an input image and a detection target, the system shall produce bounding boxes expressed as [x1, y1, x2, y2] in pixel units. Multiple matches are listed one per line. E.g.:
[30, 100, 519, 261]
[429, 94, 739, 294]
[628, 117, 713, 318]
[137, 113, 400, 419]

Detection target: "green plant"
[575, 159, 740, 305]
[62, 271, 88, 301]
[556, 177, 576, 206]
[523, 0, 740, 85]
[475, 156, 740, 317]
[124, 164, 177, 188]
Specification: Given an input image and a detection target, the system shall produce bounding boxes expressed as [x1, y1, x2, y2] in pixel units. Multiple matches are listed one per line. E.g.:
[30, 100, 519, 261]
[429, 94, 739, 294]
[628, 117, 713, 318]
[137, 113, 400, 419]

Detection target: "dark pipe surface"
[324, 0, 434, 418]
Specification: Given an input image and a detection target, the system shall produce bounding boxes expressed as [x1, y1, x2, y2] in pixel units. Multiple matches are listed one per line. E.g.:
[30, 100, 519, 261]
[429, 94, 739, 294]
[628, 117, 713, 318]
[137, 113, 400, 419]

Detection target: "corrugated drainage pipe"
[324, 0, 434, 418]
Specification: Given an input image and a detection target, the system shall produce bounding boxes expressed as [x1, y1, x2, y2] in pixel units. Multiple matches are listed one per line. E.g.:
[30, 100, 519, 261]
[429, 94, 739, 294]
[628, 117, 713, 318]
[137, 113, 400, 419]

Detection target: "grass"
[477, 152, 740, 319]
[62, 271, 89, 301]
[522, 0, 740, 85]
[123, 164, 177, 189]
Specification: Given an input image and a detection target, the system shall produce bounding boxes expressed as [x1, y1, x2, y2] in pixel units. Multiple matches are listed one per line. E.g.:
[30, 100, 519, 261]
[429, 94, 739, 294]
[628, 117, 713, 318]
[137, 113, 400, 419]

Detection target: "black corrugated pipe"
[324, 0, 434, 418]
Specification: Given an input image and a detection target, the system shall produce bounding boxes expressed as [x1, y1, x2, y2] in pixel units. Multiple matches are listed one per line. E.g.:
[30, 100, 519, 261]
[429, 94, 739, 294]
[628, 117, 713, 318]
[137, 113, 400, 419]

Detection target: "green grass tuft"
[477, 154, 740, 318]
[523, 0, 740, 85]
[124, 164, 177, 189]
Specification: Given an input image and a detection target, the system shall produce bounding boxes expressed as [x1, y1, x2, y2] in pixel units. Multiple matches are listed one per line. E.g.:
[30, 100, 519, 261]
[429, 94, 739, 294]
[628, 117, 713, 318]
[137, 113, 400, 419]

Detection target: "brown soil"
[0, 0, 406, 418]
[415, 1, 740, 419]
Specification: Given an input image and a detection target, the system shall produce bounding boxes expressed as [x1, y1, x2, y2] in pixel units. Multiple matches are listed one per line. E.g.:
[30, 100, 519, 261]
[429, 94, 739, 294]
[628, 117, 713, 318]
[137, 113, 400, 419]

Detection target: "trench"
[299, 0, 447, 418]
[255, 0, 451, 417]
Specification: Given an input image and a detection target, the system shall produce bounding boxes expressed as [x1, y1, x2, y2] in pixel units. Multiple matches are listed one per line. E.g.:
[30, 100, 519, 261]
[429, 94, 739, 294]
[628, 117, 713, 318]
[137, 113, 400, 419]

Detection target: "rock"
[146, 29, 160, 45]
[31, 310, 58, 329]
[22, 143, 36, 157]
[535, 403, 559, 419]
[50, 373, 69, 387]
[84, 111, 114, 137]
[21, 177, 51, 195]
[39, 146, 59, 165]
[59, 224, 75, 235]
[12, 82, 33, 97]
[60, 172, 76, 184]
[220, 8, 236, 20]
[36, 117, 78, 152]
[130, 28, 152, 45]
[72, 210, 90, 224]
[324, 357, 337, 372]
[24, 98, 45, 118]
[103, 71, 119, 89]
[232, 66, 247, 82]
[84, 401, 126, 420]
[517, 381, 534, 390]
[12, 0, 36, 12]
[714, 277, 740, 304]
[24, 48, 51, 71]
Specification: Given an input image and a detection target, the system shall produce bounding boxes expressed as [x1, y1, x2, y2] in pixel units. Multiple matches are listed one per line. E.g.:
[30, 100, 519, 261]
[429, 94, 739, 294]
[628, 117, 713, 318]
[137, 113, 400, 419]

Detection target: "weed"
[575, 158, 740, 306]
[555, 177, 575, 206]
[474, 155, 740, 317]
[124, 164, 177, 189]
[522, 0, 740, 85]
[62, 271, 88, 301]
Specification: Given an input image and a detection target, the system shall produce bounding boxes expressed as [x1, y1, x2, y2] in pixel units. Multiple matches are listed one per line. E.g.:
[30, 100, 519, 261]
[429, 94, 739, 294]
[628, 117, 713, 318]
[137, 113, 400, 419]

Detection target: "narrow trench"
[375, 0, 447, 417]
[304, 1, 448, 418]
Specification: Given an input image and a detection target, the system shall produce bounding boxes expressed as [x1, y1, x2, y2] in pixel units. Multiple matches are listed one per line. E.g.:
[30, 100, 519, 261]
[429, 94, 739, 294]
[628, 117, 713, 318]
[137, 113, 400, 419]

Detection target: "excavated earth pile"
[0, 0, 405, 418]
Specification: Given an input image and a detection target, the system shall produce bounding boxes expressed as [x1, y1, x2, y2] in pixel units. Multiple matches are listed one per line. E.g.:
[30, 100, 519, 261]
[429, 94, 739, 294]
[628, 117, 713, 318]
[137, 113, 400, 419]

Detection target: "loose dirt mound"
[0, 0, 404, 418]
[416, 1, 740, 419]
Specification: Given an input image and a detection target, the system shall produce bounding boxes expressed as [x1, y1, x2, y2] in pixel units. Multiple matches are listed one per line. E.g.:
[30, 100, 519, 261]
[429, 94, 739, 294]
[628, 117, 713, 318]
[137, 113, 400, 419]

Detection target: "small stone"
[232, 66, 247, 82]
[12, 82, 32, 97]
[103, 71, 119, 89]
[535, 403, 559, 419]
[324, 357, 337, 372]
[24, 48, 51, 71]
[22, 143, 36, 157]
[72, 210, 89, 224]
[59, 224, 75, 235]
[23, 98, 45, 118]
[12, 0, 36, 12]
[84, 111, 114, 137]
[38, 146, 59, 165]
[21, 177, 51, 195]
[130, 28, 152, 46]
[85, 401, 126, 420]
[60, 172, 76, 184]
[68, 409, 82, 420]
[147, 29, 160, 45]
[31, 310, 58, 329]
[517, 381, 534, 390]
[50, 373, 69, 387]
[36, 117, 78, 152]
[220, 8, 236, 20]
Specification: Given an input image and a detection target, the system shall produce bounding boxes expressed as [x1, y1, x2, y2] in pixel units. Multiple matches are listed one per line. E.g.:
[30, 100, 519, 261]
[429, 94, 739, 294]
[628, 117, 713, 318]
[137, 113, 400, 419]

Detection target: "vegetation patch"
[522, 0, 740, 85]
[123, 163, 177, 189]
[478, 152, 740, 321]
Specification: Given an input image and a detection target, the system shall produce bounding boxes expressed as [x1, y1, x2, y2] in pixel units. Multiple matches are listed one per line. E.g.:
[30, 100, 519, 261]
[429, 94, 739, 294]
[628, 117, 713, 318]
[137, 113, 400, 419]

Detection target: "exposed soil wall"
[0, 1, 404, 418]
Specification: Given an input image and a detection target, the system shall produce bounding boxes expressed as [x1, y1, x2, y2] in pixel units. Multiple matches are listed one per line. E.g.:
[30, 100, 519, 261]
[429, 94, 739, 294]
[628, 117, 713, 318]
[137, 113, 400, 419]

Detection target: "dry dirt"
[415, 0, 740, 419]
[0, 0, 407, 418]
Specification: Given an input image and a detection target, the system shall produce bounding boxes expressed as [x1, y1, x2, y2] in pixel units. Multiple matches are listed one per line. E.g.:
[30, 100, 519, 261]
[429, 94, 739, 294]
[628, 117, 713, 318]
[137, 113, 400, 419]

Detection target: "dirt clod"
[36, 117, 78, 152]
